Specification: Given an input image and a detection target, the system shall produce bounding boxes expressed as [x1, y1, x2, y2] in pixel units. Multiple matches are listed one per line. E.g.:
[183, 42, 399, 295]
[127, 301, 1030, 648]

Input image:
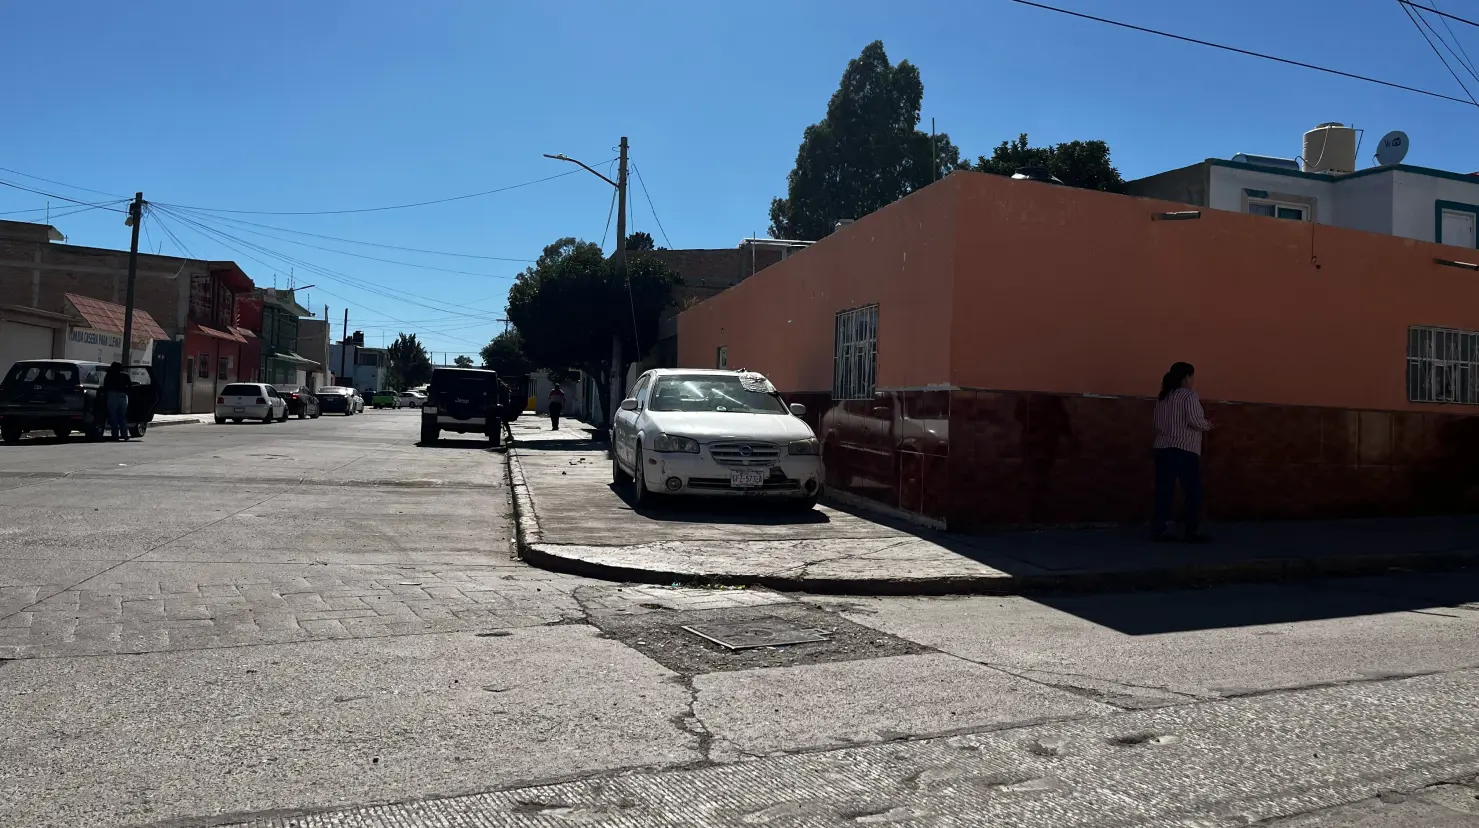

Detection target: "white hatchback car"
[612, 369, 822, 509]
[214, 382, 289, 424]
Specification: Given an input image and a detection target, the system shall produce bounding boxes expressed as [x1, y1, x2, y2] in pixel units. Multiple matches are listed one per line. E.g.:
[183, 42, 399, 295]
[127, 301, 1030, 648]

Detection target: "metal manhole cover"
[682, 620, 828, 650]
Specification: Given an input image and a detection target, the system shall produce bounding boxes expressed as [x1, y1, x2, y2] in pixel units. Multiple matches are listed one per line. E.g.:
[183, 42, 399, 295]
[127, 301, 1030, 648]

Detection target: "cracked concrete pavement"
[5, 411, 1479, 826]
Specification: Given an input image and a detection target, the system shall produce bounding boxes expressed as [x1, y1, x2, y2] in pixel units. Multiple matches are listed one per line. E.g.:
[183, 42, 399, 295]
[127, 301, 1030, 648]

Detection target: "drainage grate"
[682, 619, 829, 650]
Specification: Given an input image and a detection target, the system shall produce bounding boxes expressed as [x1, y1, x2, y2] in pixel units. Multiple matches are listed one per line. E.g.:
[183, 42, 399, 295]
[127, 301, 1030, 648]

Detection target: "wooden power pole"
[120, 192, 145, 368]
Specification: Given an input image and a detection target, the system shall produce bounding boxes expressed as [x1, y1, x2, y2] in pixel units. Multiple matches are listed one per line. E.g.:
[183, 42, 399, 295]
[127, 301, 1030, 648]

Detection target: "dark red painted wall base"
[787, 389, 1479, 530]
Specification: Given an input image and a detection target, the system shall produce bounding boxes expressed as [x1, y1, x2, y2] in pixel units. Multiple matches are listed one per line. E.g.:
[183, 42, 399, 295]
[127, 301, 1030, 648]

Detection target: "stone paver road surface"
[3, 410, 1478, 826]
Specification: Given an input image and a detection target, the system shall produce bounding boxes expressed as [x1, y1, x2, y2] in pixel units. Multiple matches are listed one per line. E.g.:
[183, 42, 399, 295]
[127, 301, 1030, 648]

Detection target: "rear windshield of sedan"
[648, 375, 786, 414]
[221, 384, 262, 397]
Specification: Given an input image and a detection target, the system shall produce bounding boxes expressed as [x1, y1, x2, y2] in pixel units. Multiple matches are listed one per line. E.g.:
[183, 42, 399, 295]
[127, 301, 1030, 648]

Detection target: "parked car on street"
[351, 390, 365, 413]
[0, 360, 158, 443]
[419, 367, 513, 446]
[611, 369, 821, 509]
[315, 386, 358, 416]
[371, 389, 401, 409]
[215, 382, 288, 424]
[398, 391, 426, 408]
[275, 385, 321, 419]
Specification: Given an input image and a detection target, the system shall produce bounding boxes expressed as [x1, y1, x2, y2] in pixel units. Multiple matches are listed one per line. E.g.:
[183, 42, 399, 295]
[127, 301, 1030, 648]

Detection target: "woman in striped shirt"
[1152, 362, 1213, 542]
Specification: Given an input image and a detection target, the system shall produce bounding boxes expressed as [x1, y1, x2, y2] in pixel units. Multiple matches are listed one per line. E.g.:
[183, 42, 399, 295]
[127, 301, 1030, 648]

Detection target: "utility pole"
[120, 192, 145, 368]
[611, 136, 629, 432]
[340, 308, 349, 382]
[543, 135, 630, 435]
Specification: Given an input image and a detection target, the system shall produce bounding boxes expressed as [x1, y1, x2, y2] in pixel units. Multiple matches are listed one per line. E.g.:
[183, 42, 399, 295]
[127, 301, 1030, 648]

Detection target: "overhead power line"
[0, 180, 130, 211]
[158, 207, 536, 263]
[1402, 0, 1479, 103]
[1007, 0, 1479, 107]
[632, 163, 673, 249]
[0, 165, 126, 199]
[1400, 0, 1479, 31]
[154, 168, 593, 216]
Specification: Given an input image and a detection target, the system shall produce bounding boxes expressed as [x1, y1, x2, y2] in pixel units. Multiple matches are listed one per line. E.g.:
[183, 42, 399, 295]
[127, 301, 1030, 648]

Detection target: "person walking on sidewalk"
[1152, 361, 1213, 542]
[547, 384, 565, 430]
[102, 362, 132, 441]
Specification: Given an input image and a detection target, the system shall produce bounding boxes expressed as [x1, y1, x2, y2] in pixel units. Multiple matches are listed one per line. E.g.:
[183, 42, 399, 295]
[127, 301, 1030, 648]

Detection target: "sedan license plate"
[729, 470, 766, 488]
[233, 407, 245, 413]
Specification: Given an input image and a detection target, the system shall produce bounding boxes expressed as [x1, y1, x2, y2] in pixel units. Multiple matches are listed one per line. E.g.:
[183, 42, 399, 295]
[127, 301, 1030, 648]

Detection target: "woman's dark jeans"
[1152, 447, 1203, 537]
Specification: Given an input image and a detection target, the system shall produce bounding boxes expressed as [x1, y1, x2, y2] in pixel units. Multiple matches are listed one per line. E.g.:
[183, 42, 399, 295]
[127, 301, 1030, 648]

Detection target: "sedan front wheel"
[631, 445, 660, 509]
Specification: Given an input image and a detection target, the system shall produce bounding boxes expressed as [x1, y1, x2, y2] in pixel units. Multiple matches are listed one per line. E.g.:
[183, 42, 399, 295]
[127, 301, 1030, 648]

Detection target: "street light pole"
[544, 137, 629, 433]
[120, 192, 145, 369]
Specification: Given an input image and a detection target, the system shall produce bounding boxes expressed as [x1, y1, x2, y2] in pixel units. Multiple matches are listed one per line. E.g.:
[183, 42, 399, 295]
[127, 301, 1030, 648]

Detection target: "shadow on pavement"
[608, 483, 832, 525]
[1023, 569, 1479, 635]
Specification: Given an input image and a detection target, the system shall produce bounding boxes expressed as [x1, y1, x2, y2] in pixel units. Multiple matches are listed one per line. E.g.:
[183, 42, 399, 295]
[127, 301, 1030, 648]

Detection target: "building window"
[1248, 199, 1308, 221]
[218, 356, 229, 379]
[185, 357, 194, 384]
[1437, 202, 1478, 248]
[834, 305, 878, 400]
[1408, 326, 1479, 405]
[716, 346, 727, 369]
[198, 353, 211, 378]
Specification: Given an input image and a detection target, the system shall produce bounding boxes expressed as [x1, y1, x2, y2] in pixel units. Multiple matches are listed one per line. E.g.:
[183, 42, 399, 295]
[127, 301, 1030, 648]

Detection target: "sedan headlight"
[651, 433, 700, 453]
[787, 438, 820, 456]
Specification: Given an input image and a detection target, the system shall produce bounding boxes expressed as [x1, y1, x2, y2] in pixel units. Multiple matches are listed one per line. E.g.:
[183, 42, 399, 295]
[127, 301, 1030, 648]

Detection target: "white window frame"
[833, 305, 878, 401]
[715, 346, 727, 369]
[1408, 325, 1479, 405]
[1247, 198, 1309, 222]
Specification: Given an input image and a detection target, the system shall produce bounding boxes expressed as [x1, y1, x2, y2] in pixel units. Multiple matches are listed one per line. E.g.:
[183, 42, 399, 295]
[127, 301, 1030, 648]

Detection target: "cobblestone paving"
[0, 567, 585, 658]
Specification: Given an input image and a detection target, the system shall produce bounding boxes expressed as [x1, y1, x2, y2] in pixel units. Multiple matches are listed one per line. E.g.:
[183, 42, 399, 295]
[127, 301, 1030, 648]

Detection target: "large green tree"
[973, 134, 1125, 192]
[386, 332, 433, 389]
[625, 231, 656, 251]
[769, 41, 961, 241]
[505, 238, 680, 423]
[453, 355, 474, 368]
[479, 329, 533, 376]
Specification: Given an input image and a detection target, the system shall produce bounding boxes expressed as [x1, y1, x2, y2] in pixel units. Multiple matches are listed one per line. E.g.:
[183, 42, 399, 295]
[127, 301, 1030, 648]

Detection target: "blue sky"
[4, 0, 1477, 359]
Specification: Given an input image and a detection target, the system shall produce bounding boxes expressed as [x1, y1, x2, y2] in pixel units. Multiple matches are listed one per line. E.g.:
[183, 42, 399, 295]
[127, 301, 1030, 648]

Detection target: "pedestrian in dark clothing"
[1152, 361, 1212, 542]
[547, 385, 565, 430]
[102, 362, 131, 441]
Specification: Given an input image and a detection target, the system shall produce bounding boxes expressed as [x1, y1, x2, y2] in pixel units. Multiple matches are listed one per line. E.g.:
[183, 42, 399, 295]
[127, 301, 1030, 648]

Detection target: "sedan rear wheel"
[612, 451, 630, 485]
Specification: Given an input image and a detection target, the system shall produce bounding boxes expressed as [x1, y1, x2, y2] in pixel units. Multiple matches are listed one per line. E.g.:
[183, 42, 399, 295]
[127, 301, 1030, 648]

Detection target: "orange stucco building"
[678, 171, 1479, 527]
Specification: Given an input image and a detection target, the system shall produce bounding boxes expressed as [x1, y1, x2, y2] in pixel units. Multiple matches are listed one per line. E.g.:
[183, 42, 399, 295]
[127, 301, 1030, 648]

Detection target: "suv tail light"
[256, 397, 267, 405]
[216, 397, 225, 405]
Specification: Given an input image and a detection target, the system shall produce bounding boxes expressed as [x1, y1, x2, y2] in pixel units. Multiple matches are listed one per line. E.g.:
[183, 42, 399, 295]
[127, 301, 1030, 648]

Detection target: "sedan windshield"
[648, 375, 787, 414]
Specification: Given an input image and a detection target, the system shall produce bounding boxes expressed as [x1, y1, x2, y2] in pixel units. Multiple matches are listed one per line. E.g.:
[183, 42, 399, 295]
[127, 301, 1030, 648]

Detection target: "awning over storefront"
[188, 321, 247, 343]
[269, 351, 322, 369]
[65, 293, 168, 341]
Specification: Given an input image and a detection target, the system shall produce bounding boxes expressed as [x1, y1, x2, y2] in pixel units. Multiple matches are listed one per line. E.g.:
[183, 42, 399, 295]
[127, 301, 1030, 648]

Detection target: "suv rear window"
[221, 384, 262, 396]
[3, 363, 81, 386]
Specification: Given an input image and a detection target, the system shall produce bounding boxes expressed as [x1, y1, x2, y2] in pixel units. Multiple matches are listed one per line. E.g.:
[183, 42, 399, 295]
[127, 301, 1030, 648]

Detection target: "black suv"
[421, 367, 517, 446]
[0, 360, 158, 443]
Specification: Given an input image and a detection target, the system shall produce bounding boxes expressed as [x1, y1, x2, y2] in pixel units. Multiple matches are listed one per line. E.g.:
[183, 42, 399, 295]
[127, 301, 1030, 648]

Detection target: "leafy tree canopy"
[453, 354, 474, 367]
[973, 134, 1125, 193]
[506, 237, 681, 422]
[386, 332, 432, 389]
[479, 329, 533, 377]
[768, 40, 961, 241]
[625, 231, 656, 251]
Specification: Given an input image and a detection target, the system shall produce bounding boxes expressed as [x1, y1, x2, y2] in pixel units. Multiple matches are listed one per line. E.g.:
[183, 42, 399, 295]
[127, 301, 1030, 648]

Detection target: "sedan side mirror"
[789, 403, 807, 417]
[620, 398, 639, 411]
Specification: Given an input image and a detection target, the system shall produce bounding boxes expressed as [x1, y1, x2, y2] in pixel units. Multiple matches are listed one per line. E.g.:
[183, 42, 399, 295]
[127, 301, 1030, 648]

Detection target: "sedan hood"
[647, 410, 814, 443]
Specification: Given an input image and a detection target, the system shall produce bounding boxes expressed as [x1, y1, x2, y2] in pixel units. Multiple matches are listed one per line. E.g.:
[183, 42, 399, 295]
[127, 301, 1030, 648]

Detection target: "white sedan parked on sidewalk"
[214, 382, 289, 424]
[612, 369, 822, 509]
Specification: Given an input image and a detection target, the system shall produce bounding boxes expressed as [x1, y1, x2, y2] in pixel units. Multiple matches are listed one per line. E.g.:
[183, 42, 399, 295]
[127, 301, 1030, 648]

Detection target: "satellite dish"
[1376, 130, 1410, 166]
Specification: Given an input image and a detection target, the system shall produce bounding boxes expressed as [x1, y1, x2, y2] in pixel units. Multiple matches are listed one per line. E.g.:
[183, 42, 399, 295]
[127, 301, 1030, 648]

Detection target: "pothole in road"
[588, 603, 931, 676]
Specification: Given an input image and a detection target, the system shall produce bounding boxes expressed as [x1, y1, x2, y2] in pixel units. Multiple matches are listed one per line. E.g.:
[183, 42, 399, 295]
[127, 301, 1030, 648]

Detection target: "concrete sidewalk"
[506, 419, 1479, 594]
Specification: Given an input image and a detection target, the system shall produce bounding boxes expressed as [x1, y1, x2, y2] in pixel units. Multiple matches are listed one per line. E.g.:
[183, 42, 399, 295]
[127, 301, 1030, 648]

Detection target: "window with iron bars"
[834, 305, 878, 400]
[1408, 326, 1479, 405]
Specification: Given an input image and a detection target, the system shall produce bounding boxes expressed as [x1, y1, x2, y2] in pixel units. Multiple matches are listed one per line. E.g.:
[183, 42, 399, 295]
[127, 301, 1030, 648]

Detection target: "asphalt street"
[2, 410, 1478, 826]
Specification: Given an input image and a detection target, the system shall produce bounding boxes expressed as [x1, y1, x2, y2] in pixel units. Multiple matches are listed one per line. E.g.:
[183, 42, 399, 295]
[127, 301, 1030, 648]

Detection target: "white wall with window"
[1391, 170, 1479, 246]
[833, 305, 878, 400]
[1208, 165, 1333, 223]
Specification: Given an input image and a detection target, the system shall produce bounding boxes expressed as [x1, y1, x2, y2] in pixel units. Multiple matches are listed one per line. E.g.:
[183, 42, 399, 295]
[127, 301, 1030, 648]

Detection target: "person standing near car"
[547, 384, 565, 430]
[102, 362, 131, 441]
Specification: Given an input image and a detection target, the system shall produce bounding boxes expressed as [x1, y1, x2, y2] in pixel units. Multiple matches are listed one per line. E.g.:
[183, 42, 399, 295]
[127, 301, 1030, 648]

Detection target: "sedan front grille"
[687, 476, 801, 491]
[708, 441, 781, 467]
